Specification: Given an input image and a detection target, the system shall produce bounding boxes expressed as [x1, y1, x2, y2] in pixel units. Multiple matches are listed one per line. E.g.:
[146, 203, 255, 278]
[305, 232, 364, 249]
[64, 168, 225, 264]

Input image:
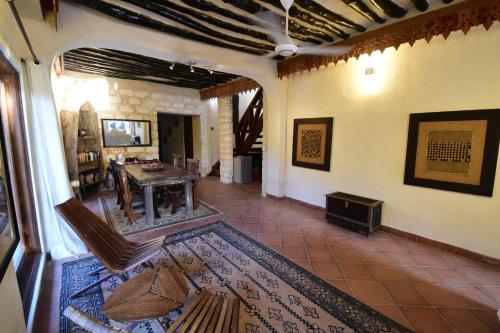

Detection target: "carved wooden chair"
[55, 198, 165, 299]
[173, 153, 183, 168]
[118, 169, 161, 224]
[162, 154, 186, 214]
[186, 159, 200, 210]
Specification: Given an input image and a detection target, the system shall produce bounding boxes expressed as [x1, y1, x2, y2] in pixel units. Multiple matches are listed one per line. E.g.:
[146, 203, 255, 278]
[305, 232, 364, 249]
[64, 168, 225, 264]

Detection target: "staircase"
[209, 89, 263, 177]
[234, 88, 263, 156]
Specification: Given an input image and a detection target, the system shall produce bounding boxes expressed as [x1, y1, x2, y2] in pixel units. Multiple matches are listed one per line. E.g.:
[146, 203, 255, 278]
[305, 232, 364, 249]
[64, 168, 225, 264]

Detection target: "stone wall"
[218, 97, 233, 183]
[53, 73, 212, 175]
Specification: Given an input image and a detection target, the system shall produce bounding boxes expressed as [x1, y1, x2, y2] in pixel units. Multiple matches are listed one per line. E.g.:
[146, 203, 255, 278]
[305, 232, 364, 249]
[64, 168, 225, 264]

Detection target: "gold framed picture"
[292, 118, 333, 171]
[404, 110, 500, 196]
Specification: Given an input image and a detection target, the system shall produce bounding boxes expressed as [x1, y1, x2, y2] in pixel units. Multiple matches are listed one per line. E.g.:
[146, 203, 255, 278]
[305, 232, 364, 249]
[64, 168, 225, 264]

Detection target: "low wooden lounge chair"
[64, 306, 131, 333]
[56, 198, 165, 298]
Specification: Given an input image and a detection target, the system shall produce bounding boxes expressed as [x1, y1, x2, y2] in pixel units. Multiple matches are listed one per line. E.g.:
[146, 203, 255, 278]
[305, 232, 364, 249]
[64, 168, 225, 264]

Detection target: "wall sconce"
[113, 82, 118, 90]
[365, 67, 375, 75]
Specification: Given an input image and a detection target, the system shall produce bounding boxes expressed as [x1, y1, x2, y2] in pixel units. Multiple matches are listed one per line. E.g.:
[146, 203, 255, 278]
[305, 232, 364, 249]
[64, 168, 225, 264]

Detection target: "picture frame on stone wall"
[292, 117, 333, 171]
[404, 110, 500, 197]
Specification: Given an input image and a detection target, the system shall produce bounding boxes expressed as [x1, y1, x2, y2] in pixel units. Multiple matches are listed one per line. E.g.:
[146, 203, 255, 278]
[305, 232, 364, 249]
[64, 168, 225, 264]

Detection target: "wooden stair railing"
[234, 88, 263, 156]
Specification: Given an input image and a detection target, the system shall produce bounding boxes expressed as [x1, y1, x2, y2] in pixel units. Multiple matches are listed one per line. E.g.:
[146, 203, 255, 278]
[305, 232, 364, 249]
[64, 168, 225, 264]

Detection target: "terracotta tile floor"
[34, 177, 500, 333]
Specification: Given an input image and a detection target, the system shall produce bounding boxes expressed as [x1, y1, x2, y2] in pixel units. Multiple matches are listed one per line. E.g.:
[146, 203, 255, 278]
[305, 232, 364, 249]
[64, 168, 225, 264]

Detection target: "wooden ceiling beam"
[340, 0, 386, 24]
[411, 0, 429, 12]
[63, 54, 230, 86]
[293, 0, 366, 32]
[369, 0, 407, 18]
[70, 0, 267, 55]
[147, 0, 274, 44]
[121, 0, 274, 52]
[277, 0, 500, 78]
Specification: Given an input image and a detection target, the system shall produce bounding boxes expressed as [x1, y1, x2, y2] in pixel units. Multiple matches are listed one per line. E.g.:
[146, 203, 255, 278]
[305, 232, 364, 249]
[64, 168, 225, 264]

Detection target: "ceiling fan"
[261, 0, 350, 57]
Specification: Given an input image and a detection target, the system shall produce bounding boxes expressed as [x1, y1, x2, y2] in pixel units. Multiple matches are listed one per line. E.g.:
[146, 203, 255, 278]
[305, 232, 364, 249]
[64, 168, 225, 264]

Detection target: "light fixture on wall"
[113, 82, 118, 90]
[365, 67, 375, 75]
[190, 66, 195, 73]
[169, 63, 174, 70]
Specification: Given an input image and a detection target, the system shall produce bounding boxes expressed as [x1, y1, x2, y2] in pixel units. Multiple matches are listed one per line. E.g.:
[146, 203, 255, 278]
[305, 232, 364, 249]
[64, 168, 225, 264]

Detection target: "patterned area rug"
[60, 221, 412, 333]
[99, 195, 220, 235]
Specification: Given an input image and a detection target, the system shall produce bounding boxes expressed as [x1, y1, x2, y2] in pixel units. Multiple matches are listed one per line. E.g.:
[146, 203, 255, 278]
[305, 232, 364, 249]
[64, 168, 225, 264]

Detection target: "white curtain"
[25, 62, 86, 259]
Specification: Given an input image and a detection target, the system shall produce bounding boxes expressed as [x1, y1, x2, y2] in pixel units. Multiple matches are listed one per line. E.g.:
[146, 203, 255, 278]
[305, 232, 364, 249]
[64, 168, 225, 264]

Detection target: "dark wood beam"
[63, 54, 231, 86]
[293, 0, 366, 32]
[79, 48, 238, 80]
[369, 0, 408, 18]
[121, 0, 274, 51]
[70, 0, 267, 55]
[340, 0, 386, 23]
[146, 0, 275, 44]
[222, 0, 330, 43]
[288, 7, 350, 39]
[411, 0, 429, 12]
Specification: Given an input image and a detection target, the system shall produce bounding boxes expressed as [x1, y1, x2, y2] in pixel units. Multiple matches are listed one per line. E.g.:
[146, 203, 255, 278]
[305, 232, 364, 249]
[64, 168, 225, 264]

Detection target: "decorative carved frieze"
[200, 78, 261, 101]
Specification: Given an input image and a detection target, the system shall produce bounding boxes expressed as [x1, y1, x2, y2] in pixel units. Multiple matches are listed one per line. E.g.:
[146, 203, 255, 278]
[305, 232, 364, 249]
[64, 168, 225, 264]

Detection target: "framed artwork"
[292, 117, 333, 171]
[404, 110, 500, 196]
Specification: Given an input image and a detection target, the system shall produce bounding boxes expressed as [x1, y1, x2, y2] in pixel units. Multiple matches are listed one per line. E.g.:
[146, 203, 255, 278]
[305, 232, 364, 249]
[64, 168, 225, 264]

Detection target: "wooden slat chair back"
[109, 159, 124, 208]
[173, 153, 183, 168]
[186, 159, 200, 210]
[56, 198, 165, 298]
[186, 159, 200, 174]
[118, 169, 135, 225]
[166, 289, 239, 333]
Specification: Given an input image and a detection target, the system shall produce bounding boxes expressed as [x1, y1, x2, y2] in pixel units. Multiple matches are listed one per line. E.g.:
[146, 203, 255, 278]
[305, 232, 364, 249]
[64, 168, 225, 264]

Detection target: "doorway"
[157, 113, 201, 166]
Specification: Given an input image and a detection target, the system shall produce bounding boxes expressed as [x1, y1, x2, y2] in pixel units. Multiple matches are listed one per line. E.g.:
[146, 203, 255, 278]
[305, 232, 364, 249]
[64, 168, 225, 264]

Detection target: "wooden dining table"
[125, 163, 200, 225]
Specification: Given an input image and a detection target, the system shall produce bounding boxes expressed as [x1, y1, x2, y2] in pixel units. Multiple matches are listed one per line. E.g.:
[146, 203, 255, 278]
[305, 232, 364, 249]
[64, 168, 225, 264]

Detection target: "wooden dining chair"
[109, 159, 124, 208]
[186, 159, 200, 210]
[55, 198, 166, 299]
[173, 153, 183, 168]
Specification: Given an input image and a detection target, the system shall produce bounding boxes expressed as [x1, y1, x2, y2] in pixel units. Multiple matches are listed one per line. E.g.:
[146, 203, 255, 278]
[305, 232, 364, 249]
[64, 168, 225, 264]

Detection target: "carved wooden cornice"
[199, 77, 261, 100]
[277, 0, 500, 78]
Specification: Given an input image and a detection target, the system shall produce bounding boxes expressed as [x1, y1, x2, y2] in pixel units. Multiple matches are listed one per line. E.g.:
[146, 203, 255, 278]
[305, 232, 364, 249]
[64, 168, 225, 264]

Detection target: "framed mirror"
[101, 119, 152, 147]
[0, 82, 20, 281]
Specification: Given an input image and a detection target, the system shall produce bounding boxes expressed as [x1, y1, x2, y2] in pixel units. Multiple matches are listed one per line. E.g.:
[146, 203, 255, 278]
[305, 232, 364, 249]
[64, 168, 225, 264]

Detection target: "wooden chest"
[325, 192, 383, 235]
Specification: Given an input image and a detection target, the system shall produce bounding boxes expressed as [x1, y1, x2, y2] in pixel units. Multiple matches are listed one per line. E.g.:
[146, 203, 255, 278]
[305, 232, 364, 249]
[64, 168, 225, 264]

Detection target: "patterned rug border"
[59, 256, 108, 333]
[99, 195, 221, 236]
[163, 221, 413, 333]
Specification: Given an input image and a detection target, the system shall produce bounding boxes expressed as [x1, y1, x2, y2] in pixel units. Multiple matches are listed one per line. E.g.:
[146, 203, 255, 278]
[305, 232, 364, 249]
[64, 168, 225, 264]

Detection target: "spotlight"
[208, 69, 214, 74]
[169, 63, 174, 70]
[190, 66, 195, 73]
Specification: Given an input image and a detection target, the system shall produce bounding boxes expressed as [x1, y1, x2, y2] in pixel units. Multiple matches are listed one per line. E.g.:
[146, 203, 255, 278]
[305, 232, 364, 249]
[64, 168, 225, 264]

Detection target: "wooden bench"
[56, 198, 165, 298]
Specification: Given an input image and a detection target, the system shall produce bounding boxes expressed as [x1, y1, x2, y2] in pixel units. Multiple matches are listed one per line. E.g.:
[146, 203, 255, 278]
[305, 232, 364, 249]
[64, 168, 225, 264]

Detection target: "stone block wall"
[218, 97, 233, 183]
[54, 73, 211, 175]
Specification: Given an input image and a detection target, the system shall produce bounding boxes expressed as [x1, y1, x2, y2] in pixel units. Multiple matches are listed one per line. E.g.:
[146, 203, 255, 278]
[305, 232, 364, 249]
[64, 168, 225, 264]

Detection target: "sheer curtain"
[25, 62, 86, 259]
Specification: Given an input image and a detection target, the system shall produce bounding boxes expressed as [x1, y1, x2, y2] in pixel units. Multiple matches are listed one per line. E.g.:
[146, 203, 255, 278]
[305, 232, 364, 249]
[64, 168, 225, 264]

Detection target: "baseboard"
[266, 194, 323, 210]
[267, 193, 500, 268]
[380, 225, 500, 268]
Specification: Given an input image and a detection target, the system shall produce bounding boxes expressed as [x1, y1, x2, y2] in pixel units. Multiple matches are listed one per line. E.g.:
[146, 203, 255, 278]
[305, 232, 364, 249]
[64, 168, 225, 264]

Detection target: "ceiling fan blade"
[255, 10, 292, 45]
[296, 45, 351, 56]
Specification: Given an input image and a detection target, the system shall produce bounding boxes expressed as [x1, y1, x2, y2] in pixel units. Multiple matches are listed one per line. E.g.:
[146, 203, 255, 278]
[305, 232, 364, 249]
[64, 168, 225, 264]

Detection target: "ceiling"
[67, 0, 459, 57]
[63, 48, 241, 89]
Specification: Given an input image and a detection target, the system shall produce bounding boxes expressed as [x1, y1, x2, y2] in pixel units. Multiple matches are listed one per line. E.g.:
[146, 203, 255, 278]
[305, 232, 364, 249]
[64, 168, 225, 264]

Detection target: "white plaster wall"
[285, 24, 500, 259]
[53, 72, 212, 175]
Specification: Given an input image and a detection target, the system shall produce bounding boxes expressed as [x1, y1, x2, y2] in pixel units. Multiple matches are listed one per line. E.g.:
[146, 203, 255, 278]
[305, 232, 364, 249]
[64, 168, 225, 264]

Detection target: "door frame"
[0, 50, 40, 321]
